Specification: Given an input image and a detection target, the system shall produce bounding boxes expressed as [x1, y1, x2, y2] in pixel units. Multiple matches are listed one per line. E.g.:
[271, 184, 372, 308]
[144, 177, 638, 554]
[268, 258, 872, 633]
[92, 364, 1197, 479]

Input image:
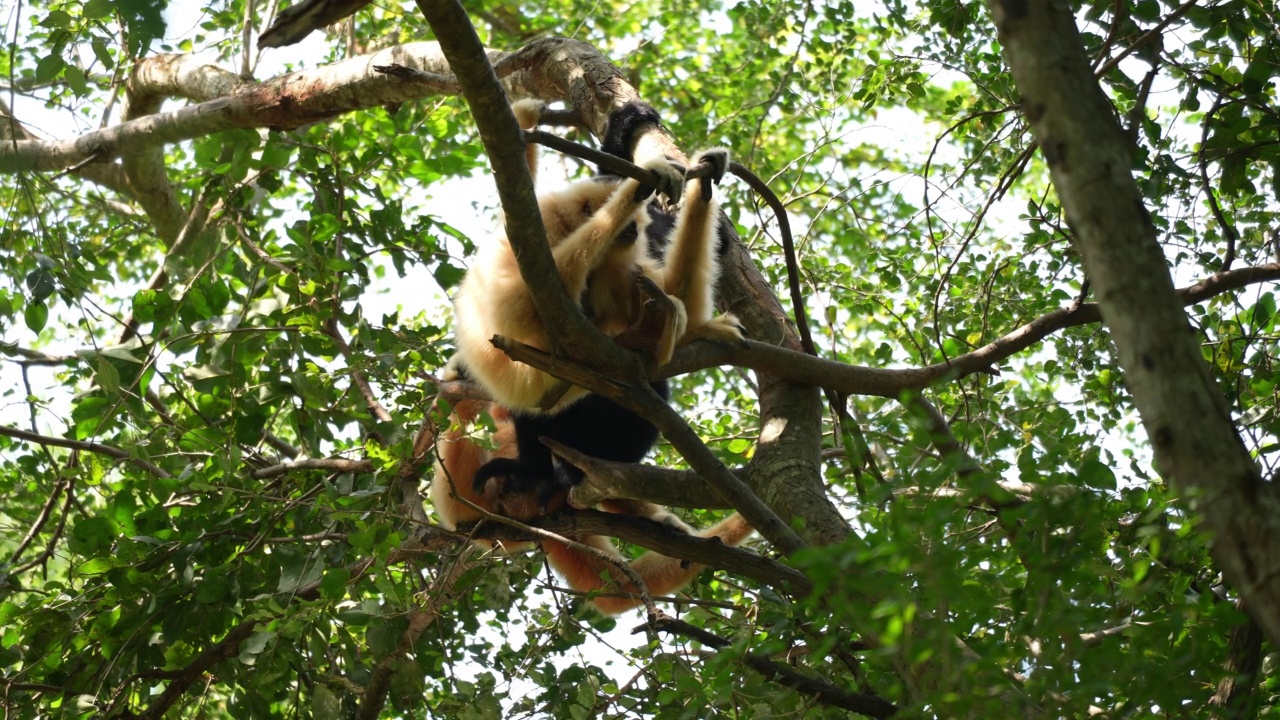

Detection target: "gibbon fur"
[434, 99, 752, 612]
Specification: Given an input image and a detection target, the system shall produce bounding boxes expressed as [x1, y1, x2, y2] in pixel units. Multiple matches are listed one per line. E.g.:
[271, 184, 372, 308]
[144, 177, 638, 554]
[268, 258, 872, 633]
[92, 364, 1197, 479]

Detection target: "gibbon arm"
[653, 147, 745, 345]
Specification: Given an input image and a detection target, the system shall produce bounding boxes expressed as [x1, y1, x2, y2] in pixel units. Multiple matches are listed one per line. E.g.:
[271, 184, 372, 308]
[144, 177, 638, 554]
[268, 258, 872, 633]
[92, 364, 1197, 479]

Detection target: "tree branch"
[0, 425, 172, 478]
[545, 437, 739, 510]
[470, 507, 810, 597]
[646, 615, 898, 718]
[663, 262, 1280, 397]
[416, 4, 627, 371]
[987, 0, 1280, 646]
[494, 335, 807, 555]
[355, 547, 482, 720]
[0, 41, 501, 173]
[250, 457, 375, 479]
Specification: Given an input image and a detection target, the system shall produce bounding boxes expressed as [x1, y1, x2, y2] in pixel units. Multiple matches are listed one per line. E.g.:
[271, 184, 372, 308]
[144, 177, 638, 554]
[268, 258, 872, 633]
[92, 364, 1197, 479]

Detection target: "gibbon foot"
[471, 457, 526, 496]
[686, 312, 746, 346]
[636, 156, 685, 203]
[511, 98, 547, 130]
[688, 148, 730, 201]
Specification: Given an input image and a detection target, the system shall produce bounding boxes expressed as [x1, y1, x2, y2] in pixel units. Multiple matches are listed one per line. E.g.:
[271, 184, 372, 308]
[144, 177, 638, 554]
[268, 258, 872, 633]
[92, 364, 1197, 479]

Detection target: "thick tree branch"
[414, 4, 645, 375]
[0, 42, 502, 173]
[987, 0, 1280, 645]
[259, 0, 374, 47]
[0, 98, 135, 199]
[122, 55, 249, 243]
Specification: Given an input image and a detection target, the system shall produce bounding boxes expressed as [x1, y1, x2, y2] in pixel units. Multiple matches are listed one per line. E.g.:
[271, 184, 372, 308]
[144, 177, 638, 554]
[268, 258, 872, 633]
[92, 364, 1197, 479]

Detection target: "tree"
[1, 0, 1278, 716]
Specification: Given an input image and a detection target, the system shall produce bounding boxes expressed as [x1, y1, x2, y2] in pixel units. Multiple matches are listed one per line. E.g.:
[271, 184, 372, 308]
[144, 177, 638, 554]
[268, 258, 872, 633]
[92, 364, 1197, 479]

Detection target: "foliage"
[0, 0, 1277, 717]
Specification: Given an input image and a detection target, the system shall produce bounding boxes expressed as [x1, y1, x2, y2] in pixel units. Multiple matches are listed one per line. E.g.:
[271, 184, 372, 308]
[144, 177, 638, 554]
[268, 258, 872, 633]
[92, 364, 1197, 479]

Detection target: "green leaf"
[76, 558, 113, 576]
[1079, 459, 1117, 490]
[117, 0, 168, 56]
[26, 268, 55, 303]
[195, 569, 231, 604]
[319, 568, 351, 601]
[34, 54, 64, 83]
[277, 554, 324, 593]
[23, 302, 48, 333]
[68, 516, 116, 556]
[83, 0, 114, 20]
[95, 357, 121, 393]
[39, 10, 72, 28]
[1252, 293, 1275, 330]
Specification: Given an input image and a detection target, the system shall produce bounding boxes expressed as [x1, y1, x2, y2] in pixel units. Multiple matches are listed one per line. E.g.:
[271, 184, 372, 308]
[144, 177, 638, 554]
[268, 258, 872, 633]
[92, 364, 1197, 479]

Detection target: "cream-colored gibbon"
[432, 99, 750, 613]
[456, 98, 742, 504]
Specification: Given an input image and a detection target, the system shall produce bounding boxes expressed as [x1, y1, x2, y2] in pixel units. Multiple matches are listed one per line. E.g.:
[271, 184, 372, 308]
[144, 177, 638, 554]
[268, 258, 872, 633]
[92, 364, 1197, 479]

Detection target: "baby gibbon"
[430, 397, 752, 614]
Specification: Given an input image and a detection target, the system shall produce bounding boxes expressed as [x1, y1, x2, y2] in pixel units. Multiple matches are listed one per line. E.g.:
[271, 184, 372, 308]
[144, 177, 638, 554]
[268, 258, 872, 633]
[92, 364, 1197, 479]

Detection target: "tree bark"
[985, 0, 1280, 645]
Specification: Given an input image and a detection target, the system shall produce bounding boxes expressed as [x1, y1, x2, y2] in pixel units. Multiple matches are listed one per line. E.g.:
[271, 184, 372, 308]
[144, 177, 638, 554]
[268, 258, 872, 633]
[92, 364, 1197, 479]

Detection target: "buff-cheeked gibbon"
[451, 98, 742, 412]
[455, 99, 742, 505]
[430, 99, 752, 613]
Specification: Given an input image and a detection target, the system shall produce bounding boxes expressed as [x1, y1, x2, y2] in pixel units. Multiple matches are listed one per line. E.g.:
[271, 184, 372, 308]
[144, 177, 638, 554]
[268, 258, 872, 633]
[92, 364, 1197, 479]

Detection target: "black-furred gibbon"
[430, 397, 753, 615]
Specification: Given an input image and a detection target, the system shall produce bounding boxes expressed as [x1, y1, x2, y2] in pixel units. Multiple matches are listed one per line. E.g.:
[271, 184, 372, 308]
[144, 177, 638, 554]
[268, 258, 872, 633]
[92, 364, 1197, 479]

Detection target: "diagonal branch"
[470, 507, 810, 596]
[414, 1, 640, 373]
[545, 437, 739, 510]
[663, 261, 1280, 397]
[0, 41, 512, 173]
[493, 335, 807, 555]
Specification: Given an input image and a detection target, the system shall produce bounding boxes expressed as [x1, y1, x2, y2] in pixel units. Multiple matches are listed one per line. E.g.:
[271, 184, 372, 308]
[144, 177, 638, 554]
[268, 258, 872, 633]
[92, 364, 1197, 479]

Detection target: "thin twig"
[250, 457, 375, 479]
[0, 424, 172, 478]
[646, 615, 898, 718]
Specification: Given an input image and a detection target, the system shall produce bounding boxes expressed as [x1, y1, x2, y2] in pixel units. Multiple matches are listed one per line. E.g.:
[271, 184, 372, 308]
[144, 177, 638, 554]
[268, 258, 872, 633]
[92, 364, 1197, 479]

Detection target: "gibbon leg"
[429, 399, 754, 616]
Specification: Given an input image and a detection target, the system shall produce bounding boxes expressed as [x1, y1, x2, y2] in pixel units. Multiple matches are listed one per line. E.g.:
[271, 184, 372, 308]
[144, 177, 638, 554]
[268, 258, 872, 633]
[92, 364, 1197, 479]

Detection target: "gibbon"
[455, 99, 741, 507]
[429, 397, 753, 614]
[451, 98, 742, 413]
